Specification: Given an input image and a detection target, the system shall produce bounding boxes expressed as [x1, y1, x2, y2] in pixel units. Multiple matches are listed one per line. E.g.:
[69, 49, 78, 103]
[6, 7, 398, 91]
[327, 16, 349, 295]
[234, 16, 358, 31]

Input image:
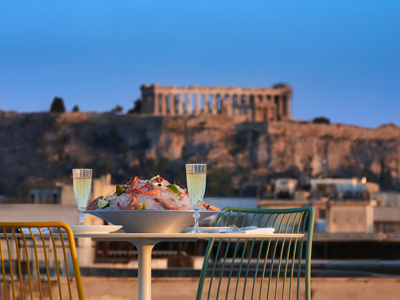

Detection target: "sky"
[0, 0, 399, 128]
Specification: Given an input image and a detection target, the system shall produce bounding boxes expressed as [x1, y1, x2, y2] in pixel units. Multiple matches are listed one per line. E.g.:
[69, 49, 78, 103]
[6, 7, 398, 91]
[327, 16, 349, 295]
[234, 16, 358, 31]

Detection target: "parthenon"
[140, 83, 292, 122]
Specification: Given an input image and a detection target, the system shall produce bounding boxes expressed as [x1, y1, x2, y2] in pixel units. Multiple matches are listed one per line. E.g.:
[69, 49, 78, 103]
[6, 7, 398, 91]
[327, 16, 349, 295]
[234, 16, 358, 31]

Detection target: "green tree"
[313, 116, 330, 124]
[50, 97, 66, 113]
[72, 105, 79, 112]
[128, 99, 142, 114]
[111, 105, 123, 114]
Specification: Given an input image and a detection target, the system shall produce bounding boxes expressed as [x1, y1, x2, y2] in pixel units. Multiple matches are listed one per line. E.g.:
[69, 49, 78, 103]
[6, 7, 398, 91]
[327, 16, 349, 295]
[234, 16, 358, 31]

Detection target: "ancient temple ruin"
[140, 84, 292, 122]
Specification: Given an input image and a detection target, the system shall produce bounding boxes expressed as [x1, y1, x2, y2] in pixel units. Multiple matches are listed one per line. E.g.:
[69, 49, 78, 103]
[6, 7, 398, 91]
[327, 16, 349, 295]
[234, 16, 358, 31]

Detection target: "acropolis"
[140, 83, 292, 122]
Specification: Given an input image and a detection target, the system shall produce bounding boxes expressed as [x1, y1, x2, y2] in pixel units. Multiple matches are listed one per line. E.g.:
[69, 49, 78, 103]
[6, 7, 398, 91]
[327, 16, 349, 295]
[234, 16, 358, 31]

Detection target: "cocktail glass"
[186, 164, 207, 234]
[72, 169, 92, 225]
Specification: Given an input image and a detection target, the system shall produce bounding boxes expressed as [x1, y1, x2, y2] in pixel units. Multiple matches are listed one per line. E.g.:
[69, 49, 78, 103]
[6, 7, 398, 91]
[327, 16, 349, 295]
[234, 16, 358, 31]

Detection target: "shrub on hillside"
[111, 105, 123, 114]
[313, 116, 330, 124]
[50, 97, 66, 113]
[72, 105, 79, 112]
[128, 99, 142, 114]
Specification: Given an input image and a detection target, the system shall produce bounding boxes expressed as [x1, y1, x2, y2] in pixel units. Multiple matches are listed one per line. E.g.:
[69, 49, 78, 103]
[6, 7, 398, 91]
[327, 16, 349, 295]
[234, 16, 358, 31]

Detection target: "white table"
[74, 232, 304, 300]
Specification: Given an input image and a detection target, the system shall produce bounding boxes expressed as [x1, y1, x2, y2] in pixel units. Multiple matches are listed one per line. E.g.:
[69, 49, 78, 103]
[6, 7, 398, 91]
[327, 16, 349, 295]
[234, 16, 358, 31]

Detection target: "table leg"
[129, 240, 157, 300]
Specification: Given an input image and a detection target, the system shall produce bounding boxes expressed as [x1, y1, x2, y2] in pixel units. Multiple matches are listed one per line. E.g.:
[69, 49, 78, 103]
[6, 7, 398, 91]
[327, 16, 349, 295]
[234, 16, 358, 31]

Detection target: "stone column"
[225, 94, 233, 116]
[278, 95, 284, 120]
[146, 95, 152, 114]
[211, 94, 217, 114]
[160, 94, 166, 114]
[153, 94, 159, 115]
[245, 94, 252, 121]
[273, 95, 279, 120]
[194, 93, 200, 115]
[285, 93, 291, 118]
[231, 95, 236, 116]
[203, 93, 209, 114]
[177, 93, 184, 115]
[186, 94, 192, 114]
[262, 94, 267, 103]
[254, 108, 259, 122]
[169, 94, 175, 116]
[254, 95, 258, 104]
[282, 96, 287, 118]
[141, 95, 147, 113]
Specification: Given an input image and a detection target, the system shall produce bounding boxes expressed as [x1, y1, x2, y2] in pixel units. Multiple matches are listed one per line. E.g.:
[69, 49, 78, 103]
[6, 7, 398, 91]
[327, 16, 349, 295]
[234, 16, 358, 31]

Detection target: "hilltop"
[0, 111, 399, 196]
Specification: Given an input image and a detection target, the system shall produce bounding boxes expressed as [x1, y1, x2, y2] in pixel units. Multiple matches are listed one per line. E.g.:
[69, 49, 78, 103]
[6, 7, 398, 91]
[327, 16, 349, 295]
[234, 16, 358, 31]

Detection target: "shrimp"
[153, 176, 169, 184]
[117, 202, 138, 210]
[203, 204, 221, 211]
[126, 176, 140, 193]
[135, 181, 160, 195]
[153, 197, 187, 210]
[117, 194, 138, 210]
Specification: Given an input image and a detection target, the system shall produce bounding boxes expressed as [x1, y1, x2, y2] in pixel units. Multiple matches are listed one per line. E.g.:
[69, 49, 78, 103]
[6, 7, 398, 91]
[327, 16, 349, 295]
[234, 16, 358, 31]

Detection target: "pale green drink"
[186, 173, 206, 208]
[186, 164, 207, 234]
[72, 169, 92, 225]
[73, 177, 92, 211]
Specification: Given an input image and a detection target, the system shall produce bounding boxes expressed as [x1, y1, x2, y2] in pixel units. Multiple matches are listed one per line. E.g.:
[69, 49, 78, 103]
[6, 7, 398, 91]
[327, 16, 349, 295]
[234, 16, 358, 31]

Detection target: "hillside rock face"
[0, 112, 399, 194]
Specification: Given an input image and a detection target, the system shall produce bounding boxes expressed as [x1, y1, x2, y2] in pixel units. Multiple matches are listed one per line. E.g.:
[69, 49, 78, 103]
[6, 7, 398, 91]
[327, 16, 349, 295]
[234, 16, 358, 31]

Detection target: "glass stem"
[79, 213, 85, 225]
[193, 210, 200, 231]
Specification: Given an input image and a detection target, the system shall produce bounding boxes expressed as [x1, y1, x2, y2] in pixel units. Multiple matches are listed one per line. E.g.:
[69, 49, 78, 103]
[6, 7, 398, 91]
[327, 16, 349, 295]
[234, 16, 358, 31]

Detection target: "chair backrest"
[196, 206, 315, 300]
[0, 222, 85, 300]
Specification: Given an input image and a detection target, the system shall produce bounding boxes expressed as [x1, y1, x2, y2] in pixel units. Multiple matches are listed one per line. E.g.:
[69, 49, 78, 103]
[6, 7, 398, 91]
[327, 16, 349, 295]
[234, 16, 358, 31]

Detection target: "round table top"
[1, 231, 304, 241]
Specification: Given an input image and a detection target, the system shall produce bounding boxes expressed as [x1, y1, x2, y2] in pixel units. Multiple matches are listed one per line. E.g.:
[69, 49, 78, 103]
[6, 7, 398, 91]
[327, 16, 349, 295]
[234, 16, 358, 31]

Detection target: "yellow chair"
[0, 222, 85, 299]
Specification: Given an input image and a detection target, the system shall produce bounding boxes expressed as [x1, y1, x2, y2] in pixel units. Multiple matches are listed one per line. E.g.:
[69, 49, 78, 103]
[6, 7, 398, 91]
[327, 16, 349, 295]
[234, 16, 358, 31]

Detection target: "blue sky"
[0, 0, 399, 127]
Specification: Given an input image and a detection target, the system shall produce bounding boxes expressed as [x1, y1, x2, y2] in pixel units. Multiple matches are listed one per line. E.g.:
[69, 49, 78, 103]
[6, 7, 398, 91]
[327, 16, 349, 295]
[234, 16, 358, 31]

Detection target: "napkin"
[216, 227, 275, 234]
[20, 228, 66, 235]
[21, 228, 49, 235]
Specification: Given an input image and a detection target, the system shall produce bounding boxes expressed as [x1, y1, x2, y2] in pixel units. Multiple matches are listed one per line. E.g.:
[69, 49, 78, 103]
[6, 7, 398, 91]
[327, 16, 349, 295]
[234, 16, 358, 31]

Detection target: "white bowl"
[85, 210, 223, 233]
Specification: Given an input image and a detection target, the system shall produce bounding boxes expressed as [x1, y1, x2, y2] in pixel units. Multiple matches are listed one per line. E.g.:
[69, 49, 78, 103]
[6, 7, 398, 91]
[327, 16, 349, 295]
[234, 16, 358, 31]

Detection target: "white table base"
[135, 241, 155, 300]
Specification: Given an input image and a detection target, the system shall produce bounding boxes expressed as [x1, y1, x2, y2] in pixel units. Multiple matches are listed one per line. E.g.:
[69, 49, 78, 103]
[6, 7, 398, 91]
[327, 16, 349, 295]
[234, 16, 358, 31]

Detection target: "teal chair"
[196, 206, 315, 300]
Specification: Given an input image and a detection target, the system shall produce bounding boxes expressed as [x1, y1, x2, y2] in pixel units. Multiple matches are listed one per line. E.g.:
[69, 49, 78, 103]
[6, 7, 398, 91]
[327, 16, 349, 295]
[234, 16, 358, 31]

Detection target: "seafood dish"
[85, 175, 220, 212]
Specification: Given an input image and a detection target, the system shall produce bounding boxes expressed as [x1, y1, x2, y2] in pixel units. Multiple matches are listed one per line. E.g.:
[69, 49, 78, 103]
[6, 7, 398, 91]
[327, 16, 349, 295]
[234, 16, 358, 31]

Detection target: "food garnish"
[116, 185, 126, 196]
[98, 199, 110, 209]
[138, 203, 147, 210]
[166, 184, 181, 196]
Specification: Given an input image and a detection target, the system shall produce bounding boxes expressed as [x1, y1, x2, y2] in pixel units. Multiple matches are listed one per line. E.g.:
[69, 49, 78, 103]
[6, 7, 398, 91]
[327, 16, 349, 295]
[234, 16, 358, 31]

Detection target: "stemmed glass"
[72, 169, 92, 225]
[186, 164, 207, 234]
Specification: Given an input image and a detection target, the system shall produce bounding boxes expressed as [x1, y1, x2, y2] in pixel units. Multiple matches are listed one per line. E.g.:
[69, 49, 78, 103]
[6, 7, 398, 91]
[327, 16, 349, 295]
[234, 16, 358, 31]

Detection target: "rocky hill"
[0, 111, 399, 196]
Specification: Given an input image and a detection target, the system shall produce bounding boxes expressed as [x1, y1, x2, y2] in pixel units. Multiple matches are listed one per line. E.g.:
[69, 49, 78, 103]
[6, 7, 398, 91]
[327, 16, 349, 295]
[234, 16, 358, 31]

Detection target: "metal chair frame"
[196, 206, 315, 300]
[0, 222, 85, 300]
